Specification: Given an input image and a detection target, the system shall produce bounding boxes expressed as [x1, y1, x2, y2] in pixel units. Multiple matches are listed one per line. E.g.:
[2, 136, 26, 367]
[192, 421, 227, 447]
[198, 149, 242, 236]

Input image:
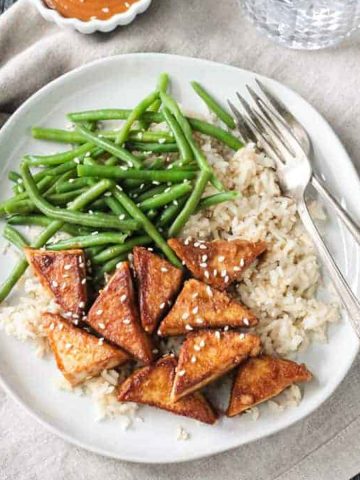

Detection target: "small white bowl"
[30, 0, 152, 34]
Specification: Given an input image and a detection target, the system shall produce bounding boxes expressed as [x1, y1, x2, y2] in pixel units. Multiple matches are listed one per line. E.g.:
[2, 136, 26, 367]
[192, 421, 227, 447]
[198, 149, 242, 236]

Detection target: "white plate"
[0, 53, 359, 464]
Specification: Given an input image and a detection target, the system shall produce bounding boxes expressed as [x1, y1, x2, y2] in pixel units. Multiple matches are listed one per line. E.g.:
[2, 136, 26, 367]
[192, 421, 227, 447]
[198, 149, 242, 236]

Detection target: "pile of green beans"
[0, 73, 242, 302]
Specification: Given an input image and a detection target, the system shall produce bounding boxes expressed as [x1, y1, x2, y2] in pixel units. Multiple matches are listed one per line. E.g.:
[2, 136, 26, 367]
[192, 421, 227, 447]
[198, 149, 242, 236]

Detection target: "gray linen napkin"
[1, 1, 360, 479]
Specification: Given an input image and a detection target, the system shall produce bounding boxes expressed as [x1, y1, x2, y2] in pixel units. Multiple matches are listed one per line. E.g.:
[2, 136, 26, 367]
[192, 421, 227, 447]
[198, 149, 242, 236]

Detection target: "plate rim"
[0, 52, 359, 464]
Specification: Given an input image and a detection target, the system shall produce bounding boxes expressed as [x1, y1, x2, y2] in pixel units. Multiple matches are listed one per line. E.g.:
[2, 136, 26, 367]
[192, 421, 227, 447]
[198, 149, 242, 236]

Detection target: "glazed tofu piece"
[118, 356, 217, 424]
[227, 355, 312, 417]
[86, 262, 153, 365]
[133, 246, 184, 334]
[168, 238, 266, 290]
[25, 248, 87, 320]
[158, 279, 257, 336]
[43, 313, 129, 386]
[171, 330, 261, 401]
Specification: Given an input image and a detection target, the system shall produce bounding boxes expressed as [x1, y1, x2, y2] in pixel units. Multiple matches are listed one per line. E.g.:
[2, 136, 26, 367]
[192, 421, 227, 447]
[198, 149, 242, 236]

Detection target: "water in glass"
[240, 0, 360, 49]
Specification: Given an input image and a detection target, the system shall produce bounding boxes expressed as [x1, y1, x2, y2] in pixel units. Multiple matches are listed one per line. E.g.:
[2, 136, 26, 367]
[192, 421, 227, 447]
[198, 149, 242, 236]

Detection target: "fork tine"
[227, 100, 257, 144]
[255, 79, 299, 127]
[246, 85, 297, 156]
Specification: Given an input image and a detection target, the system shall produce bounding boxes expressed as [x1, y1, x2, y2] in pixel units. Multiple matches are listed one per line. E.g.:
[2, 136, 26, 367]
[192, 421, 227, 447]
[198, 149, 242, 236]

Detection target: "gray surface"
[1, 1, 360, 479]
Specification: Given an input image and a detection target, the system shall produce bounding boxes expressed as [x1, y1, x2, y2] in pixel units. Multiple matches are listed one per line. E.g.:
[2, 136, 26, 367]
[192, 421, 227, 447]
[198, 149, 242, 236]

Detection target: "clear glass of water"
[239, 0, 360, 50]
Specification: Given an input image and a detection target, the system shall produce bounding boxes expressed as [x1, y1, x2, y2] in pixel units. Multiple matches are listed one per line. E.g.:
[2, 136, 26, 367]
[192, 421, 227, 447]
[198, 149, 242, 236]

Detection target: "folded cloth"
[1, 1, 360, 479]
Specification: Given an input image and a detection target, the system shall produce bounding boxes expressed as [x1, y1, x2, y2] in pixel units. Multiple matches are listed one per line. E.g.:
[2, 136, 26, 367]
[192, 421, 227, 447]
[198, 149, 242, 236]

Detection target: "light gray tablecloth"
[1, 1, 360, 479]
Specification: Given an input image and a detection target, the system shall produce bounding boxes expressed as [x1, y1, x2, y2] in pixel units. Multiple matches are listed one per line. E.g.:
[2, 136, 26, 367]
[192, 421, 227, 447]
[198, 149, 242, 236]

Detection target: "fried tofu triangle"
[133, 247, 184, 334]
[158, 279, 257, 336]
[168, 238, 266, 290]
[43, 313, 129, 387]
[87, 262, 153, 365]
[227, 355, 312, 417]
[25, 248, 87, 319]
[172, 330, 261, 401]
[118, 356, 217, 424]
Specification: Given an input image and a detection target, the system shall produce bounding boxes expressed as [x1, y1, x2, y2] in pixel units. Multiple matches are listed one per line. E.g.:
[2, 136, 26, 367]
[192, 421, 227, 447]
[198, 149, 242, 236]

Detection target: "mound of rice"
[0, 141, 339, 423]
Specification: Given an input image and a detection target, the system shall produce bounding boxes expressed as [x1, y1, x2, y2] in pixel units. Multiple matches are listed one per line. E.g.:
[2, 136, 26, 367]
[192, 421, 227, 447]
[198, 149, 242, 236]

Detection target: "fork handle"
[297, 198, 360, 339]
[311, 174, 360, 245]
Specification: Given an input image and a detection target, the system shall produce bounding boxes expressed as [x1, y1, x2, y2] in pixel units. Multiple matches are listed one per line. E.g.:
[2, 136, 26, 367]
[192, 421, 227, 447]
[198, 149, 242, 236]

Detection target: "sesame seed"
[49, 323, 55, 331]
[98, 337, 104, 345]
[181, 312, 189, 320]
[233, 266, 241, 271]
[218, 256, 225, 262]
[204, 271, 210, 279]
[152, 348, 159, 354]
[116, 185, 123, 191]
[120, 166, 128, 171]
[239, 333, 245, 339]
[239, 258, 245, 267]
[123, 319, 130, 325]
[185, 324, 193, 331]
[88, 209, 94, 215]
[184, 237, 191, 245]
[243, 318, 250, 326]
[178, 369, 186, 377]
[194, 242, 200, 247]
[161, 267, 168, 273]
[148, 247, 154, 252]
[91, 231, 99, 236]
[215, 331, 221, 339]
[200, 262, 207, 268]
[58, 323, 64, 330]
[65, 343, 72, 350]
[64, 264, 72, 271]
[195, 318, 204, 324]
[79, 301, 85, 309]
[199, 340, 205, 348]
[194, 345, 201, 352]
[192, 292, 199, 299]
[51, 280, 58, 288]
[224, 325, 229, 331]
[206, 286, 213, 297]
[120, 294, 127, 303]
[199, 244, 207, 250]
[191, 355, 197, 364]
[96, 309, 103, 315]
[213, 269, 218, 277]
[102, 6, 110, 12]
[159, 302, 166, 309]
[192, 306, 199, 314]
[73, 157, 81, 164]
[224, 275, 230, 283]
[81, 278, 87, 285]
[125, 1, 130, 7]
[201, 255, 208, 262]
[152, 181, 160, 185]
[98, 322, 106, 329]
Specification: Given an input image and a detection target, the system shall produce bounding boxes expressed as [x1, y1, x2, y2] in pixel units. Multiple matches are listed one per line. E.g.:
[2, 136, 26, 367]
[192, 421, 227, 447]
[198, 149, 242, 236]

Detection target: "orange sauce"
[44, 0, 141, 21]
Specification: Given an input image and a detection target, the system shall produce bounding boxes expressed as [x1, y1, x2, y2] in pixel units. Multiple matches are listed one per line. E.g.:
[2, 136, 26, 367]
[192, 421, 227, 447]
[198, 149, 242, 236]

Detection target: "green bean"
[77, 164, 196, 183]
[56, 177, 93, 193]
[48, 232, 128, 251]
[0, 175, 55, 211]
[0, 179, 112, 303]
[32, 127, 85, 144]
[126, 142, 178, 153]
[36, 161, 78, 178]
[104, 196, 128, 218]
[191, 81, 236, 130]
[20, 164, 140, 231]
[122, 157, 166, 189]
[7, 215, 91, 237]
[188, 118, 242, 151]
[162, 108, 193, 162]
[75, 124, 142, 169]
[25, 143, 96, 166]
[111, 187, 181, 267]
[68, 109, 240, 150]
[168, 170, 211, 237]
[8, 171, 22, 183]
[3, 225, 29, 251]
[138, 183, 192, 211]
[98, 130, 174, 143]
[45, 171, 75, 196]
[86, 245, 104, 259]
[92, 235, 152, 264]
[157, 196, 188, 227]
[136, 184, 168, 203]
[47, 188, 88, 205]
[115, 91, 160, 145]
[93, 254, 129, 282]
[197, 191, 239, 211]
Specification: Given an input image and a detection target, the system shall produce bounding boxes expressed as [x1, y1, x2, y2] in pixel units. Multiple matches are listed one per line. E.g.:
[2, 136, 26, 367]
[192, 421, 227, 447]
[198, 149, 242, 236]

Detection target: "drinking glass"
[239, 0, 360, 49]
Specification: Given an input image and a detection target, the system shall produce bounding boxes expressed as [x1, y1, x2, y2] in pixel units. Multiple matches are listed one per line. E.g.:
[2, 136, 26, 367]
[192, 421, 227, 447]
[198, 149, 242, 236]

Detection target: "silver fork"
[229, 86, 360, 338]
[230, 80, 360, 245]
